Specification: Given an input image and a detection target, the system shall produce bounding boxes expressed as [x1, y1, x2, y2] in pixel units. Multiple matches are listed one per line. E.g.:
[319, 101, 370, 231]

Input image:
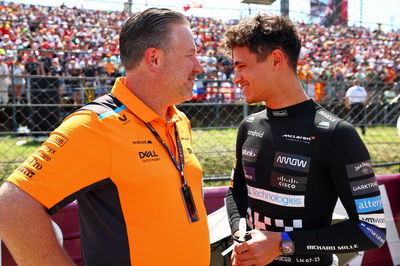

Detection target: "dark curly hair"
[223, 14, 301, 72]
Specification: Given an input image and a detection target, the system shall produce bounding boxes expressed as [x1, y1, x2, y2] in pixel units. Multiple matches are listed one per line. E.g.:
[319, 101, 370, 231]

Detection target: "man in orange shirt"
[0, 8, 210, 266]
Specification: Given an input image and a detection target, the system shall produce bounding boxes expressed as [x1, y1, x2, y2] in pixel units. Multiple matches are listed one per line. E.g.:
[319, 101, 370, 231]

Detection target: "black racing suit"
[226, 99, 386, 265]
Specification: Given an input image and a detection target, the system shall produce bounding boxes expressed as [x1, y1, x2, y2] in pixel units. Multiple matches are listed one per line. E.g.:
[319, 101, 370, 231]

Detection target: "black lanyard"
[143, 121, 199, 222]
[144, 122, 187, 187]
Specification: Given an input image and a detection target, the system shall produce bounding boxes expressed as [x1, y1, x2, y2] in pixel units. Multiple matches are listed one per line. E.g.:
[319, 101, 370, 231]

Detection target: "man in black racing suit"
[223, 14, 386, 266]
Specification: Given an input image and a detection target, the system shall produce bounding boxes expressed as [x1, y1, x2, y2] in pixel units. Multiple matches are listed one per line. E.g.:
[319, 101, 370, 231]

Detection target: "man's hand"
[231, 229, 282, 266]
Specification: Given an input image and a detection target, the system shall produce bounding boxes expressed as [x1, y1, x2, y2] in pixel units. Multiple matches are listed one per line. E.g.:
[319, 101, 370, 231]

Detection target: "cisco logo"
[270, 171, 307, 192]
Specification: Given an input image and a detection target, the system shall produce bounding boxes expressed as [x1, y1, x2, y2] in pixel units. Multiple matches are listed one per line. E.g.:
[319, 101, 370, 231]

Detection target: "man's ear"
[271, 49, 286, 70]
[143, 47, 164, 72]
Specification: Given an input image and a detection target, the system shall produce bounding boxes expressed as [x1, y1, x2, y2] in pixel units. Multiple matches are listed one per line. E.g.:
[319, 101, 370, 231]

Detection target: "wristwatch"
[280, 232, 295, 255]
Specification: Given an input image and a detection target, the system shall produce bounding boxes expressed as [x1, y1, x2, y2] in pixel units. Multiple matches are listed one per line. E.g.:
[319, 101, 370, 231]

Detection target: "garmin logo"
[273, 152, 310, 173]
[270, 171, 307, 191]
[317, 110, 337, 122]
[355, 195, 383, 213]
[272, 110, 288, 117]
[139, 150, 159, 159]
[247, 185, 304, 207]
[247, 130, 264, 138]
[346, 160, 374, 178]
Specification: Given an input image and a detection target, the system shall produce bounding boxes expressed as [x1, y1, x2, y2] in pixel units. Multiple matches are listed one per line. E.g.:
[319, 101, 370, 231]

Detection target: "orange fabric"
[8, 77, 210, 265]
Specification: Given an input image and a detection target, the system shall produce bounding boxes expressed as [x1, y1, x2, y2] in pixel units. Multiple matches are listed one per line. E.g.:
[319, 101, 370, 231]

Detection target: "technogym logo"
[247, 185, 304, 207]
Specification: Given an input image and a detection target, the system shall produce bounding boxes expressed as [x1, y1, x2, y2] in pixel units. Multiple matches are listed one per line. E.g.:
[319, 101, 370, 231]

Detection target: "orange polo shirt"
[7, 77, 210, 266]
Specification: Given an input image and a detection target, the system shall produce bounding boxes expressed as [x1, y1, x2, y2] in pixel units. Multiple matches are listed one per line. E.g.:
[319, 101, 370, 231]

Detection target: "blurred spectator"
[0, 55, 10, 104]
[345, 79, 368, 135]
[10, 57, 25, 104]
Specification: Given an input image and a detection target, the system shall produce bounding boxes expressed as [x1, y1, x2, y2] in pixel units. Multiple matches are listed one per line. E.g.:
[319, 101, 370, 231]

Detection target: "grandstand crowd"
[0, 1, 399, 104]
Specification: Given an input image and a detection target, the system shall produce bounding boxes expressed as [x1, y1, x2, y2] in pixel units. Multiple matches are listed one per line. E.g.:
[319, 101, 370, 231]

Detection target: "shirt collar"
[111, 77, 181, 124]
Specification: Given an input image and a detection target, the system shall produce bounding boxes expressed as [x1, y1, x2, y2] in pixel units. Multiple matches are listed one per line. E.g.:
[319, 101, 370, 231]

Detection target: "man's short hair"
[223, 14, 301, 72]
[120, 8, 189, 70]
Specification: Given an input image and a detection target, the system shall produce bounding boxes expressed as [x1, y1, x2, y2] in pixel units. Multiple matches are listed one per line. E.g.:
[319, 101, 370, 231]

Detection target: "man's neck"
[264, 75, 309, 109]
[125, 73, 170, 120]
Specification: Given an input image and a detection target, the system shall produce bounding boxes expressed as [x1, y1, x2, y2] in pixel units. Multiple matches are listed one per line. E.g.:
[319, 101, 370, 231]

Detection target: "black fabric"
[78, 180, 131, 266]
[79, 93, 123, 115]
[226, 99, 386, 265]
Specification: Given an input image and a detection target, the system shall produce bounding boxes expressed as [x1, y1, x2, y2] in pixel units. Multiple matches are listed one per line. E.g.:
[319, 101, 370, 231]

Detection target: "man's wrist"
[280, 232, 295, 255]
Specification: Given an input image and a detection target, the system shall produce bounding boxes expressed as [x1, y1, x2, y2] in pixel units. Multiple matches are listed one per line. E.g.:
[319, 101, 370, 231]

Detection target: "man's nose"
[193, 56, 203, 74]
[233, 71, 241, 84]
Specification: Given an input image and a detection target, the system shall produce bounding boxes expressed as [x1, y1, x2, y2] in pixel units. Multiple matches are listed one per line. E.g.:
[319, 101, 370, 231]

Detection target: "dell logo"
[139, 150, 159, 159]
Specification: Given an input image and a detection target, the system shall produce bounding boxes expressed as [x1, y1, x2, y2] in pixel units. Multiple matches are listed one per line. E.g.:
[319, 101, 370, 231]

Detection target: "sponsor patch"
[317, 121, 330, 129]
[17, 166, 35, 178]
[275, 256, 292, 263]
[346, 160, 374, 178]
[282, 134, 316, 144]
[246, 116, 255, 123]
[317, 110, 337, 122]
[48, 133, 68, 147]
[358, 214, 386, 229]
[270, 171, 307, 191]
[138, 150, 160, 162]
[306, 244, 358, 251]
[247, 185, 304, 207]
[35, 150, 51, 161]
[244, 166, 256, 181]
[132, 140, 153, 144]
[41, 144, 57, 154]
[273, 152, 311, 173]
[355, 195, 383, 213]
[272, 110, 288, 117]
[242, 147, 259, 162]
[358, 222, 385, 247]
[349, 177, 379, 196]
[247, 130, 264, 138]
[26, 157, 43, 171]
